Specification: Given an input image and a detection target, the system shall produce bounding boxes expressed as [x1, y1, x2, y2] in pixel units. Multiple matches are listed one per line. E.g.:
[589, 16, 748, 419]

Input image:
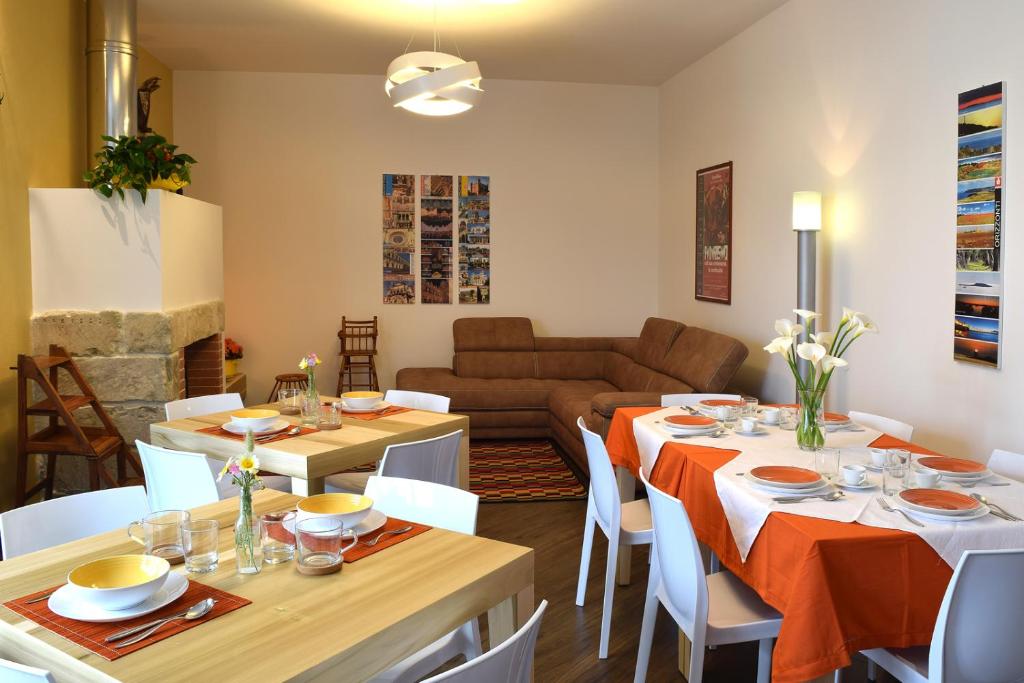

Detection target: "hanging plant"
[82, 133, 196, 203]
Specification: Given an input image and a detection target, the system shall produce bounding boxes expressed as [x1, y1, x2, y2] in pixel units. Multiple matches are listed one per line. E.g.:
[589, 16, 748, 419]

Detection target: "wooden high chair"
[336, 316, 379, 395]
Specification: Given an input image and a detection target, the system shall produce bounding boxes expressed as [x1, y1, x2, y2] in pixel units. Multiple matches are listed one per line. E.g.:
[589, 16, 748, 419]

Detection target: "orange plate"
[917, 456, 987, 474]
[750, 466, 821, 485]
[665, 415, 717, 427]
[769, 404, 847, 422]
[700, 399, 745, 408]
[899, 488, 980, 511]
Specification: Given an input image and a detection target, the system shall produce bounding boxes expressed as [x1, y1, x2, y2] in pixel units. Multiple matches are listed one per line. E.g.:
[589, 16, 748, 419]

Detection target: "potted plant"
[82, 133, 196, 203]
[224, 337, 243, 377]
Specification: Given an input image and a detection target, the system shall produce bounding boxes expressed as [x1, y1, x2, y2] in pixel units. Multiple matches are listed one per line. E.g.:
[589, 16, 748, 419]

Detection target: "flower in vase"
[796, 342, 826, 365]
[774, 318, 804, 339]
[822, 355, 848, 373]
[793, 309, 821, 323]
[239, 454, 259, 473]
[853, 313, 878, 335]
[763, 336, 794, 354]
[298, 353, 322, 371]
[810, 331, 833, 347]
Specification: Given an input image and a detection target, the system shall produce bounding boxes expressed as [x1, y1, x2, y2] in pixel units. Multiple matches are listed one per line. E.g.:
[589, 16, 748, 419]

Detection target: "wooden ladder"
[14, 345, 144, 506]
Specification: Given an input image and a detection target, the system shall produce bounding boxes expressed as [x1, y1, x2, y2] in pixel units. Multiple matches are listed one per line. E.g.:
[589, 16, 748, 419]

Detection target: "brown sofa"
[396, 317, 748, 473]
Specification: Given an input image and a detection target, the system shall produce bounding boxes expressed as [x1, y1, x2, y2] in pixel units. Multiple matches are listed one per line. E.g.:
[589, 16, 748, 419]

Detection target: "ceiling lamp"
[386, 51, 483, 116]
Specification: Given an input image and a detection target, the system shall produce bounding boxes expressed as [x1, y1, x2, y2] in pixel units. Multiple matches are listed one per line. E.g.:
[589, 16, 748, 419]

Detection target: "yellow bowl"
[341, 391, 384, 410]
[229, 408, 281, 432]
[68, 555, 170, 611]
[297, 493, 374, 529]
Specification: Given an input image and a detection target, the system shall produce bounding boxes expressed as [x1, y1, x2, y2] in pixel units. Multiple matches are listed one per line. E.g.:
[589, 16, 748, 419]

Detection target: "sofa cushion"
[453, 317, 535, 352]
[396, 367, 590, 411]
[590, 392, 664, 419]
[659, 326, 750, 393]
[635, 317, 685, 369]
[547, 380, 617, 432]
[611, 337, 639, 361]
[536, 351, 607, 380]
[455, 351, 537, 378]
[535, 337, 622, 351]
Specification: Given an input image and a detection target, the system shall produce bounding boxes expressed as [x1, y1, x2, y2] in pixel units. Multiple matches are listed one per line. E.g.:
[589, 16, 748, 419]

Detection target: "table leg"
[678, 630, 692, 677]
[290, 476, 325, 496]
[458, 434, 470, 491]
[487, 583, 534, 647]
[615, 467, 636, 585]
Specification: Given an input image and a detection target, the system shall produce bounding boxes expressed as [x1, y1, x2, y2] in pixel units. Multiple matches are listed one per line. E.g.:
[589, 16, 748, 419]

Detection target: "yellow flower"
[239, 455, 259, 473]
[299, 358, 308, 370]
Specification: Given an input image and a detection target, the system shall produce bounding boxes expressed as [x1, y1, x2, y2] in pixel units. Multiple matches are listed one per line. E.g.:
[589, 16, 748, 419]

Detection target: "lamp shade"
[792, 191, 822, 231]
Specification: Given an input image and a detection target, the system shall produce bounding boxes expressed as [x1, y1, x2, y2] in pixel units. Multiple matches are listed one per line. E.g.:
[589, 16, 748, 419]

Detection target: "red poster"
[695, 162, 733, 304]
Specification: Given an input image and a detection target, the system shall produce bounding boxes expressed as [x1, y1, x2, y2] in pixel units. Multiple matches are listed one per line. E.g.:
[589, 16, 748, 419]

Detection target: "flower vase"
[796, 389, 826, 451]
[301, 371, 319, 426]
[234, 487, 262, 574]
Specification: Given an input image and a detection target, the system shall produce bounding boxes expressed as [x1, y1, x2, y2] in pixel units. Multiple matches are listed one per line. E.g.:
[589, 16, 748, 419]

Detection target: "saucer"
[734, 427, 768, 437]
[837, 478, 877, 491]
[340, 401, 392, 414]
[49, 571, 189, 623]
[222, 418, 290, 436]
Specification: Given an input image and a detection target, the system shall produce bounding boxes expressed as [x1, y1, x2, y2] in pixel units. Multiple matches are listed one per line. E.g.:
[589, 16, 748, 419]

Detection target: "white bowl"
[229, 408, 281, 432]
[297, 493, 374, 530]
[68, 555, 170, 611]
[341, 391, 384, 410]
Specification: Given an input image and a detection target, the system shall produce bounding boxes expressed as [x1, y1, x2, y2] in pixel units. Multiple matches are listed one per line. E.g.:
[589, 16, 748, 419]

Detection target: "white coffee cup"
[914, 469, 941, 488]
[740, 417, 757, 433]
[841, 464, 867, 486]
[760, 407, 780, 424]
[869, 448, 888, 468]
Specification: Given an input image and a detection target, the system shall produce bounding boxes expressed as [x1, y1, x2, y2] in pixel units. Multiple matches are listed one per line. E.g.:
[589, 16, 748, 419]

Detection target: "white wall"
[174, 73, 659, 402]
[658, 0, 1024, 459]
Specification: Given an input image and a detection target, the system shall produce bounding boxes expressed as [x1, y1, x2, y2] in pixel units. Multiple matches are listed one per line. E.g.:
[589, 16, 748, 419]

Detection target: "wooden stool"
[14, 345, 144, 505]
[267, 373, 308, 403]
[336, 316, 379, 395]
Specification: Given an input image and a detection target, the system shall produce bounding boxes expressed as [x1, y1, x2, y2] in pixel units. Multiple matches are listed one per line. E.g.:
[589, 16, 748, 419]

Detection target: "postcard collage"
[382, 174, 491, 305]
[955, 82, 1004, 368]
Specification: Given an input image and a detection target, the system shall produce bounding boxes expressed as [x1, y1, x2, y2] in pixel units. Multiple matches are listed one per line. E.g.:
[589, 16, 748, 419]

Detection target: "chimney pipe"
[86, 0, 138, 156]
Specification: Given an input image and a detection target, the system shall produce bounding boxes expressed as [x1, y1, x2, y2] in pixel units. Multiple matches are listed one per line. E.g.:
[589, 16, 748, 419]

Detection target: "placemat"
[4, 579, 251, 661]
[321, 403, 413, 421]
[197, 424, 318, 444]
[267, 516, 430, 563]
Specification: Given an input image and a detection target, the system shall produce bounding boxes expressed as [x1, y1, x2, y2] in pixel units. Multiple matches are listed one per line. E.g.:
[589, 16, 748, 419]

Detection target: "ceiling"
[136, 0, 787, 86]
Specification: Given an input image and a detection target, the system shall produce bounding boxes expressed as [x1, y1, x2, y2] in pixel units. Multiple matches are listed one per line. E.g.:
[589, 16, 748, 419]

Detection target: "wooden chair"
[14, 345, 144, 505]
[266, 373, 308, 403]
[336, 316, 380, 395]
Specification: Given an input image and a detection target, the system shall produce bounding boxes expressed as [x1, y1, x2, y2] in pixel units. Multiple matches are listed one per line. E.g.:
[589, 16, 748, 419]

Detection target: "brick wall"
[184, 333, 224, 397]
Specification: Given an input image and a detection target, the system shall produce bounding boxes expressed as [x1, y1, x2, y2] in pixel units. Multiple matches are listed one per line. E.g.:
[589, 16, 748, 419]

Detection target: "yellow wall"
[137, 47, 173, 140]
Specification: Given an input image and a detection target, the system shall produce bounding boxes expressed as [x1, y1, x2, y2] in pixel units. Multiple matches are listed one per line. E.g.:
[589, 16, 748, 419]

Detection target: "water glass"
[296, 518, 357, 569]
[128, 510, 191, 560]
[319, 403, 342, 429]
[883, 461, 907, 495]
[182, 519, 219, 574]
[278, 388, 301, 415]
[814, 448, 841, 482]
[779, 407, 798, 431]
[261, 511, 296, 564]
[743, 396, 759, 417]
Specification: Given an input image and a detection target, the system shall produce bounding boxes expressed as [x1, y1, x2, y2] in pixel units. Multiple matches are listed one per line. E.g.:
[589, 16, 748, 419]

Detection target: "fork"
[877, 496, 925, 527]
[360, 525, 414, 547]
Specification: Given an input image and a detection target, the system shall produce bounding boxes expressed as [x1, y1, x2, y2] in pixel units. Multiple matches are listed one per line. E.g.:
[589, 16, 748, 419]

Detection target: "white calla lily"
[793, 309, 821, 323]
[854, 313, 878, 334]
[796, 342, 826, 366]
[763, 336, 794, 354]
[822, 355, 848, 373]
[810, 331, 833, 347]
[774, 319, 804, 338]
[841, 307, 863, 323]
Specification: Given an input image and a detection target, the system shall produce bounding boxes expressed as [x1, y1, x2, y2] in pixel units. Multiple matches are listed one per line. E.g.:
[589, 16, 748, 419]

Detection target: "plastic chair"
[859, 549, 1024, 683]
[0, 487, 149, 559]
[137, 440, 221, 510]
[635, 470, 781, 683]
[327, 430, 462, 494]
[0, 659, 55, 682]
[365, 476, 482, 683]
[660, 393, 742, 408]
[422, 601, 548, 683]
[575, 417, 653, 659]
[847, 411, 914, 441]
[987, 449, 1024, 482]
[385, 389, 451, 413]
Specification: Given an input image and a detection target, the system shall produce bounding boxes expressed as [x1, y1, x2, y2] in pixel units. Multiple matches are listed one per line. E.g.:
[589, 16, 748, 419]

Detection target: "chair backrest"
[577, 417, 621, 531]
[847, 410, 914, 441]
[0, 487, 149, 559]
[987, 449, 1024, 482]
[384, 389, 451, 413]
[136, 440, 221, 511]
[929, 549, 1024, 682]
[364, 476, 478, 534]
[165, 393, 244, 421]
[380, 430, 462, 488]
[660, 393, 741, 408]
[639, 470, 709, 643]
[339, 316, 378, 354]
[0, 659, 55, 682]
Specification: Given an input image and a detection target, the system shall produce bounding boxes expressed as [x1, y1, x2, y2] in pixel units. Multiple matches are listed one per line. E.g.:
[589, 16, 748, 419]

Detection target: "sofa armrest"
[590, 392, 663, 419]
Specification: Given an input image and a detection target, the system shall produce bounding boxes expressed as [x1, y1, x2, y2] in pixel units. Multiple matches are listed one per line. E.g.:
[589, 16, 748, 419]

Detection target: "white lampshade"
[792, 191, 822, 231]
[385, 51, 483, 117]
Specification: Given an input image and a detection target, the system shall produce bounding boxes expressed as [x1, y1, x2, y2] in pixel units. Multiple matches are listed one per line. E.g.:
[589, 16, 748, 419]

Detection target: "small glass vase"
[796, 388, 826, 451]
[300, 371, 319, 426]
[234, 487, 262, 574]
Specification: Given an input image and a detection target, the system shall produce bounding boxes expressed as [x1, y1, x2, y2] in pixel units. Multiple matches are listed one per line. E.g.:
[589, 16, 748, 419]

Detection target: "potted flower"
[82, 133, 196, 203]
[217, 430, 264, 574]
[764, 308, 877, 450]
[224, 337, 243, 377]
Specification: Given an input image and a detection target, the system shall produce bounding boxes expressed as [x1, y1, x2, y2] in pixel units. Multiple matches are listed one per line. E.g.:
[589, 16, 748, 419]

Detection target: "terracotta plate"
[899, 488, 981, 513]
[700, 399, 745, 408]
[769, 405, 847, 423]
[665, 415, 718, 427]
[750, 466, 822, 485]
[917, 456, 987, 474]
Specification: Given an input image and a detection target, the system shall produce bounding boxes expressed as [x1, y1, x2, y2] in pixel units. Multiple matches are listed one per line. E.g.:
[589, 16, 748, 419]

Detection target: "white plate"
[743, 473, 831, 495]
[662, 423, 721, 435]
[897, 503, 990, 523]
[734, 428, 768, 437]
[898, 494, 981, 517]
[222, 418, 290, 436]
[48, 571, 189, 623]
[285, 509, 388, 537]
[919, 468, 992, 481]
[340, 401, 392, 414]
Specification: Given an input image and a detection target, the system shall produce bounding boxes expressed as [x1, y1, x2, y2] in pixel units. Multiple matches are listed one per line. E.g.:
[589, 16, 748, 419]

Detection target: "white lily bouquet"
[764, 308, 877, 450]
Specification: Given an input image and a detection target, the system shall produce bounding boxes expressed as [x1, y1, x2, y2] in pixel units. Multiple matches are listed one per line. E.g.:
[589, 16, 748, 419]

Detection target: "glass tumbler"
[743, 396, 759, 417]
[261, 511, 296, 564]
[128, 510, 191, 560]
[296, 518, 357, 569]
[182, 519, 220, 574]
[883, 461, 907, 495]
[319, 403, 342, 430]
[814, 448, 841, 482]
[278, 388, 301, 415]
[779, 407, 798, 431]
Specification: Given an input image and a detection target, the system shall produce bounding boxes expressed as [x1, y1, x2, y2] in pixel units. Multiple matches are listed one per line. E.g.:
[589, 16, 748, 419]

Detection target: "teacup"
[739, 417, 758, 433]
[914, 469, 941, 488]
[841, 464, 867, 486]
[869, 448, 888, 468]
[760, 407, 780, 425]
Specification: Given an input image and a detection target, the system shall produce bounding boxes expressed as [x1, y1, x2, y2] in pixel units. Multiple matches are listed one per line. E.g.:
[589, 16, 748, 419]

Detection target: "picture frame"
[695, 161, 733, 304]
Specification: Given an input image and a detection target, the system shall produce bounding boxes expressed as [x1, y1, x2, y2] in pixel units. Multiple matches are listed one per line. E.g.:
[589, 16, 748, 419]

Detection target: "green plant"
[82, 133, 196, 202]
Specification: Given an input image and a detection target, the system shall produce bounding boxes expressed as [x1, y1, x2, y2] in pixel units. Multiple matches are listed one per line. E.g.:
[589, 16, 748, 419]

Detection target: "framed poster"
[695, 161, 733, 304]
[458, 175, 490, 303]
[382, 173, 416, 304]
[420, 175, 454, 304]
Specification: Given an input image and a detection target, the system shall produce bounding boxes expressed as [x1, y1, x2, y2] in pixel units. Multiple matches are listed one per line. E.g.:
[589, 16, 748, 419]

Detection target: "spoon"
[969, 493, 1022, 521]
[774, 491, 844, 503]
[361, 525, 414, 547]
[111, 598, 216, 648]
[257, 426, 301, 441]
[957, 480, 1011, 488]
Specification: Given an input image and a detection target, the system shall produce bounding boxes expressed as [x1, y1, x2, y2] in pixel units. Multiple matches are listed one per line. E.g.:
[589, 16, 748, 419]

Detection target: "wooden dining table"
[149, 396, 471, 496]
[0, 490, 535, 682]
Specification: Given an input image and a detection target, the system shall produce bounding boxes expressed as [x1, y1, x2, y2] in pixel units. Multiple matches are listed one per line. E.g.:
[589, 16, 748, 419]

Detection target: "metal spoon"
[112, 598, 215, 648]
[774, 491, 844, 503]
[957, 480, 1011, 488]
[361, 525, 414, 547]
[969, 493, 1022, 521]
[257, 426, 301, 442]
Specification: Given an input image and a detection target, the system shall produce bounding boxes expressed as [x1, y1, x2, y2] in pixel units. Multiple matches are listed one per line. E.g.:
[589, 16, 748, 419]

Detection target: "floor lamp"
[793, 191, 821, 386]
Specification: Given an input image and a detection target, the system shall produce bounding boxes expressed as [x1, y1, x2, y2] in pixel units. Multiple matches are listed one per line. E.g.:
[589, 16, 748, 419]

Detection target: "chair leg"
[710, 551, 720, 574]
[575, 506, 596, 607]
[457, 618, 482, 660]
[599, 532, 619, 659]
[633, 573, 660, 683]
[757, 638, 773, 683]
[867, 660, 877, 682]
[44, 454, 57, 499]
[688, 634, 707, 683]
[88, 458, 101, 491]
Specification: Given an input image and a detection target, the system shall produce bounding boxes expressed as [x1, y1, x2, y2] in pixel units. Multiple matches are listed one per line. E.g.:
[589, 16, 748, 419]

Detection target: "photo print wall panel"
[420, 175, 454, 304]
[694, 161, 733, 304]
[955, 82, 1004, 368]
[382, 174, 416, 304]
[458, 175, 490, 304]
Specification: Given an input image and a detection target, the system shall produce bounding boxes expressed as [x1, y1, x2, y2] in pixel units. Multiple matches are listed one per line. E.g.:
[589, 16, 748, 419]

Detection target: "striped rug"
[470, 439, 587, 503]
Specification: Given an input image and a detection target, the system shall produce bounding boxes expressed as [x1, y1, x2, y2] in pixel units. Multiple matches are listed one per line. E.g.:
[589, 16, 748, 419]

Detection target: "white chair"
[847, 411, 914, 441]
[987, 449, 1024, 482]
[423, 601, 548, 683]
[859, 549, 1024, 683]
[385, 389, 451, 413]
[575, 417, 653, 659]
[327, 430, 462, 494]
[137, 440, 222, 510]
[635, 470, 781, 683]
[163, 394, 291, 495]
[365, 476, 482, 683]
[0, 487, 149, 559]
[661, 393, 742, 408]
[0, 659, 55, 682]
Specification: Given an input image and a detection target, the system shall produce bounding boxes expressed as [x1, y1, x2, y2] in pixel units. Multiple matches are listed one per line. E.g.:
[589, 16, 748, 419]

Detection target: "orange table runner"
[606, 406, 952, 683]
[265, 516, 430, 563]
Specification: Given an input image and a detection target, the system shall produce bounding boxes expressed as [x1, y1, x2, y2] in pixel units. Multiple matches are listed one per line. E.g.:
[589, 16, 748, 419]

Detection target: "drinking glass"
[278, 388, 301, 415]
[182, 519, 220, 574]
[296, 518, 357, 569]
[743, 396, 759, 417]
[814, 448, 841, 482]
[319, 403, 342, 429]
[128, 510, 191, 560]
[883, 461, 907, 495]
[779, 407, 798, 431]
[261, 511, 296, 564]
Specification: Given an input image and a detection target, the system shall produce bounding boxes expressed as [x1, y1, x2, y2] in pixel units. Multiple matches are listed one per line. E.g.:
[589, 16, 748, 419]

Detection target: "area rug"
[470, 439, 587, 503]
